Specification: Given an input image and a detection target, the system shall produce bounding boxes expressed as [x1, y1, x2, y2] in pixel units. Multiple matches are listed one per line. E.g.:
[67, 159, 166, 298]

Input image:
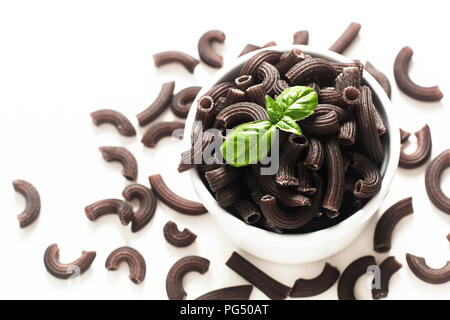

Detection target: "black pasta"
[181, 48, 387, 234]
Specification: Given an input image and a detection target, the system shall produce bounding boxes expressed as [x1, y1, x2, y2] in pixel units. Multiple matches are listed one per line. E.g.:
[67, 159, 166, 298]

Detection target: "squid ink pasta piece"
[251, 165, 311, 208]
[399, 125, 432, 169]
[343, 87, 362, 106]
[322, 136, 345, 218]
[191, 96, 215, 144]
[425, 150, 450, 214]
[44, 243, 96, 279]
[290, 263, 340, 297]
[223, 88, 247, 107]
[304, 137, 324, 171]
[90, 109, 136, 136]
[163, 221, 197, 247]
[205, 166, 242, 192]
[319, 88, 344, 106]
[171, 86, 202, 118]
[122, 184, 156, 232]
[355, 86, 384, 164]
[286, 58, 338, 86]
[239, 50, 282, 77]
[136, 81, 175, 126]
[315, 104, 349, 124]
[293, 30, 309, 45]
[319, 87, 361, 107]
[179, 131, 217, 173]
[335, 67, 362, 90]
[372, 256, 402, 299]
[85, 199, 134, 226]
[276, 134, 309, 187]
[300, 110, 340, 136]
[215, 183, 244, 208]
[196, 285, 253, 300]
[195, 95, 215, 127]
[149, 174, 207, 215]
[213, 97, 227, 116]
[394, 46, 443, 101]
[259, 195, 313, 230]
[370, 103, 386, 136]
[400, 128, 411, 143]
[365, 61, 392, 98]
[99, 146, 138, 181]
[406, 253, 450, 284]
[331, 62, 364, 75]
[296, 163, 317, 195]
[337, 255, 376, 300]
[245, 84, 266, 107]
[203, 82, 235, 103]
[153, 51, 199, 73]
[373, 197, 414, 252]
[348, 152, 382, 198]
[275, 48, 306, 75]
[257, 61, 280, 95]
[198, 30, 225, 68]
[338, 117, 357, 146]
[329, 22, 361, 54]
[141, 121, 185, 148]
[226, 252, 291, 300]
[166, 256, 210, 300]
[105, 246, 146, 284]
[246, 172, 282, 212]
[273, 80, 289, 96]
[260, 171, 322, 229]
[235, 75, 254, 91]
[12, 179, 40, 228]
[229, 198, 262, 225]
[215, 102, 268, 129]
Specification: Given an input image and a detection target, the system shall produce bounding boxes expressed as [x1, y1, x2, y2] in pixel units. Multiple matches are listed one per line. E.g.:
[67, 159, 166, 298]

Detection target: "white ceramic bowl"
[184, 45, 400, 264]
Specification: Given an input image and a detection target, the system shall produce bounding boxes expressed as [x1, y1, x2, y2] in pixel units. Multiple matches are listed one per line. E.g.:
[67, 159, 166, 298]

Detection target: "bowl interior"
[185, 45, 399, 247]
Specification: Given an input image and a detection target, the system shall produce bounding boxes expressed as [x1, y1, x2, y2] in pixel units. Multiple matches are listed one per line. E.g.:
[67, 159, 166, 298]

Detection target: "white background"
[0, 0, 449, 300]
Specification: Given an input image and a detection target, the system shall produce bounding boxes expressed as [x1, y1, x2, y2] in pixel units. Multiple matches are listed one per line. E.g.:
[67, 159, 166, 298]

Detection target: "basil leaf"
[220, 86, 316, 167]
[265, 95, 283, 123]
[220, 120, 276, 167]
[275, 116, 302, 136]
[276, 86, 318, 121]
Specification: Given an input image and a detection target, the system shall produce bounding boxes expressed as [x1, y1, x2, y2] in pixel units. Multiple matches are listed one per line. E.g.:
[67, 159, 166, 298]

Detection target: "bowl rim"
[184, 44, 400, 247]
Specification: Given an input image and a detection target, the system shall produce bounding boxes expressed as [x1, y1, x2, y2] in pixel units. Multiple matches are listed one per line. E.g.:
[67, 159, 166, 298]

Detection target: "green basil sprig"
[220, 86, 318, 167]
